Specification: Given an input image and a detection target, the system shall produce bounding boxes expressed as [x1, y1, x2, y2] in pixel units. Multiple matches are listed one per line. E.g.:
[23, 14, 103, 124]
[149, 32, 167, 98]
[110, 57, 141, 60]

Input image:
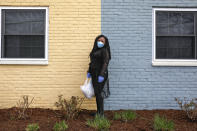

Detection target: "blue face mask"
[97, 41, 104, 48]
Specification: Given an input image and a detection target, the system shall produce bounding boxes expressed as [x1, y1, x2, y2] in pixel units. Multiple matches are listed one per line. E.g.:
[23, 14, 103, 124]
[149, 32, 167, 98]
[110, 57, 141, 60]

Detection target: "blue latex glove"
[87, 72, 91, 78]
[98, 76, 104, 83]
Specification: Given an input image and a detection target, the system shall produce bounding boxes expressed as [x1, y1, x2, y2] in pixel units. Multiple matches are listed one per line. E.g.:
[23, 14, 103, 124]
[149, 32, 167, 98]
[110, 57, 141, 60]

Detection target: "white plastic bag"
[80, 78, 94, 99]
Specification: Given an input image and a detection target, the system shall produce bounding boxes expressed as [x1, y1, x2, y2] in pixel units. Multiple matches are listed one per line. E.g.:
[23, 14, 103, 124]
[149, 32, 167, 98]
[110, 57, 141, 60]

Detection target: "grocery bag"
[80, 78, 94, 99]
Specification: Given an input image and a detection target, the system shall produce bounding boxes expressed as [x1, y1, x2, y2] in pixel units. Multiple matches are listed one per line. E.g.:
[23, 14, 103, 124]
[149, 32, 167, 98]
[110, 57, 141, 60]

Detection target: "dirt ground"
[0, 107, 197, 131]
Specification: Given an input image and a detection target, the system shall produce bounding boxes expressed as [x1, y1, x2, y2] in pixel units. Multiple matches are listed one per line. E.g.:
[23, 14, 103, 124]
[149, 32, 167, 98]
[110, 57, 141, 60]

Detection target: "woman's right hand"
[87, 72, 91, 78]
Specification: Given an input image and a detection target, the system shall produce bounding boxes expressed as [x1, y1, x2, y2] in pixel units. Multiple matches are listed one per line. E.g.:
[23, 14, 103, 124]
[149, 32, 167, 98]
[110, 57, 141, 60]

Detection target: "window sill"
[0, 59, 48, 65]
[152, 60, 197, 66]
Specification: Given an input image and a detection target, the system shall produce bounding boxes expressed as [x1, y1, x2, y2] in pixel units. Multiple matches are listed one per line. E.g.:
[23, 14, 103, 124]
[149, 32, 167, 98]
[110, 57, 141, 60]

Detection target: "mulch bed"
[0, 107, 197, 131]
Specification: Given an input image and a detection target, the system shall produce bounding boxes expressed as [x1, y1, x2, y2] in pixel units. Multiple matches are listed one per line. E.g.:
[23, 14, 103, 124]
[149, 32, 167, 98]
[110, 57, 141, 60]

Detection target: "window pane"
[32, 47, 45, 57]
[156, 24, 168, 35]
[156, 12, 168, 24]
[3, 35, 44, 58]
[3, 9, 45, 35]
[1, 9, 46, 59]
[156, 36, 195, 59]
[182, 13, 194, 35]
[169, 12, 182, 35]
[169, 22, 182, 35]
[156, 11, 195, 36]
[156, 11, 169, 35]
[169, 12, 181, 24]
[19, 47, 32, 58]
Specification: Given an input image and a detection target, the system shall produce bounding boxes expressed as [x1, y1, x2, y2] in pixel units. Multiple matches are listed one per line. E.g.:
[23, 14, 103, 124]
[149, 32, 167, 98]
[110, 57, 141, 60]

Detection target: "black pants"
[91, 74, 105, 115]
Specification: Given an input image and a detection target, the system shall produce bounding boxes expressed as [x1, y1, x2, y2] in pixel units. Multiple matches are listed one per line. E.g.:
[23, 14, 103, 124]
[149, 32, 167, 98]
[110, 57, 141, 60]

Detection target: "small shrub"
[175, 97, 197, 121]
[25, 123, 39, 131]
[10, 95, 34, 120]
[54, 95, 85, 120]
[86, 114, 110, 131]
[53, 120, 68, 131]
[113, 110, 136, 122]
[154, 114, 174, 131]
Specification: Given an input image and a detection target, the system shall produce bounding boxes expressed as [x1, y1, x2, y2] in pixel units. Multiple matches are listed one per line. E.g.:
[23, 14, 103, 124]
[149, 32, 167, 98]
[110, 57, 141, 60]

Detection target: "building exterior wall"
[1, 0, 197, 111]
[102, 0, 197, 110]
[0, 0, 101, 110]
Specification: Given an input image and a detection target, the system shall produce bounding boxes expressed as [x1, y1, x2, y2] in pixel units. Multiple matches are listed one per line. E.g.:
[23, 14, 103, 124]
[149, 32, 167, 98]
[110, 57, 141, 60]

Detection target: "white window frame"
[0, 6, 49, 65]
[152, 8, 197, 66]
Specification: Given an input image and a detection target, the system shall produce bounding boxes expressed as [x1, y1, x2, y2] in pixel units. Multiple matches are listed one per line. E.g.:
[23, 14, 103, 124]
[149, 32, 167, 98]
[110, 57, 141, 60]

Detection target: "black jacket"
[87, 47, 110, 78]
[88, 47, 110, 98]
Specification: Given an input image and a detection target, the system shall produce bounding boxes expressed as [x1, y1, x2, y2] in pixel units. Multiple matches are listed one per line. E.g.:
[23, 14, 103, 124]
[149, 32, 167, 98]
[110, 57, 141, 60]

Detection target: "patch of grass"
[154, 114, 174, 131]
[113, 110, 136, 122]
[25, 123, 39, 131]
[121, 110, 136, 122]
[113, 112, 121, 120]
[86, 114, 110, 131]
[53, 120, 68, 131]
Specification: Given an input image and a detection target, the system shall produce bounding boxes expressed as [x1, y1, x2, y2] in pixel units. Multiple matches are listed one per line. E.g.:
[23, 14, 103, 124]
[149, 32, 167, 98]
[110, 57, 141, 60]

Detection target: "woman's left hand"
[98, 76, 104, 83]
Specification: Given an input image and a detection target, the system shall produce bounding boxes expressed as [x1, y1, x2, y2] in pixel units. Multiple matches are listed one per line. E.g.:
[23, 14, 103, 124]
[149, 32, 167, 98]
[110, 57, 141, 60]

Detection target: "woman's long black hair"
[89, 34, 111, 60]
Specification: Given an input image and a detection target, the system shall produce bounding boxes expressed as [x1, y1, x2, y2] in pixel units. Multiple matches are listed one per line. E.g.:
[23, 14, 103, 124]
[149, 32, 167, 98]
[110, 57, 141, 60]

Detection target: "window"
[0, 7, 48, 65]
[152, 8, 197, 66]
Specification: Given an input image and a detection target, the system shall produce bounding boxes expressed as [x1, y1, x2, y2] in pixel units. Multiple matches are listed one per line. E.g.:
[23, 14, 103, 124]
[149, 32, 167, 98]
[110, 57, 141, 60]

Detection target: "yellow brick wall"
[0, 0, 101, 110]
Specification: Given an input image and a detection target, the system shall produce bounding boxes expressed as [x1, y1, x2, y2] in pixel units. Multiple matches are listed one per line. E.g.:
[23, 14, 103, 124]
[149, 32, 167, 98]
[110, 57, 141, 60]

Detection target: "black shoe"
[90, 112, 96, 117]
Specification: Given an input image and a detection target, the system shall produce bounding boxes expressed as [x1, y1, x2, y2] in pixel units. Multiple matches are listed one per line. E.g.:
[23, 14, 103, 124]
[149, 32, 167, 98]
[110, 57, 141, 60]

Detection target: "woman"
[87, 34, 111, 116]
